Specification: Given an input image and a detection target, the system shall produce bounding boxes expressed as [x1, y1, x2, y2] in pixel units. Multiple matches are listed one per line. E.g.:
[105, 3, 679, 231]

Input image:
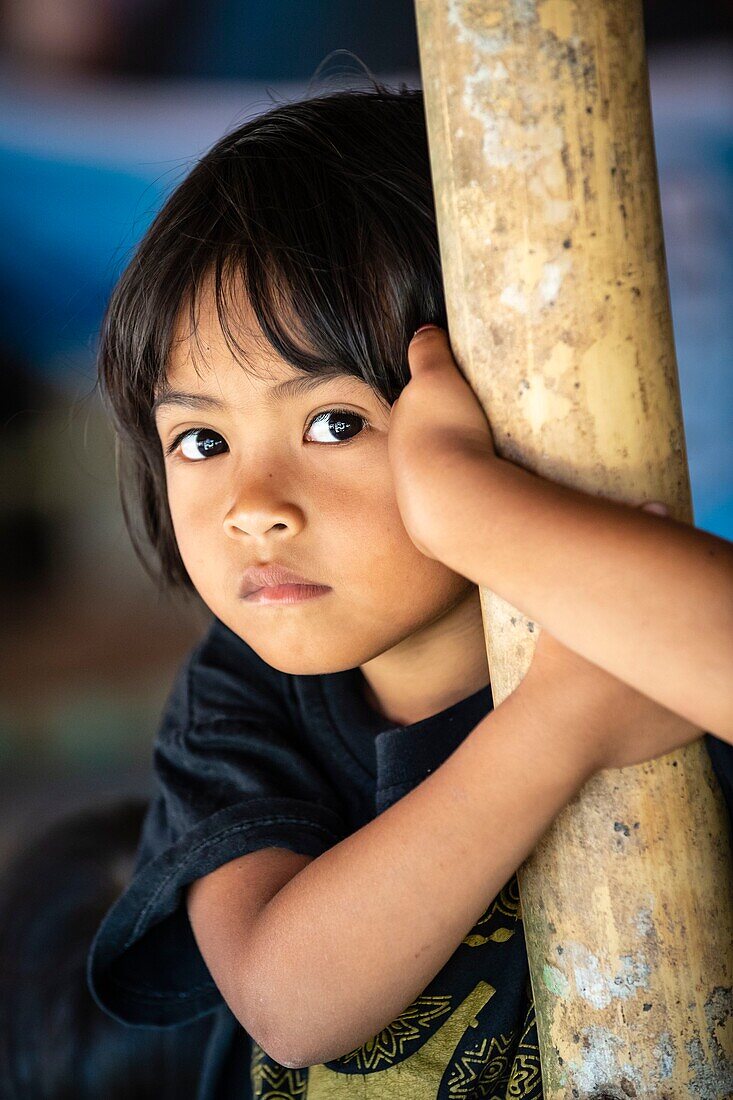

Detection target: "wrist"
[511, 670, 603, 787]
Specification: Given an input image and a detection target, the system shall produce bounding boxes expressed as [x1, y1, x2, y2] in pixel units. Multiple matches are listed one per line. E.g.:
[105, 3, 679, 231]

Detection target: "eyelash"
[164, 407, 370, 460]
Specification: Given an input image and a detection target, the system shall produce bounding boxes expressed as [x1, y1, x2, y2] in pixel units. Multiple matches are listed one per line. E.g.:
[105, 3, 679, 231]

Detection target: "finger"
[407, 324, 449, 373]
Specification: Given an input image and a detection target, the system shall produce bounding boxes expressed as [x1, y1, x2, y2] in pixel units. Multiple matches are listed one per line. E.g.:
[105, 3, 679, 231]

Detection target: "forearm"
[239, 686, 596, 1068]
[438, 452, 733, 741]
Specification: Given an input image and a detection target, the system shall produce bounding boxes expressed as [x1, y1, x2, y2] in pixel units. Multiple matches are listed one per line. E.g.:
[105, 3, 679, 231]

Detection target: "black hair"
[0, 797, 212, 1098]
[95, 78, 446, 595]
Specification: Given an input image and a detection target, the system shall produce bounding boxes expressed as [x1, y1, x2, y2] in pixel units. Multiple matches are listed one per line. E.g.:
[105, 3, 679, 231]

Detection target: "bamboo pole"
[413, 1, 733, 1095]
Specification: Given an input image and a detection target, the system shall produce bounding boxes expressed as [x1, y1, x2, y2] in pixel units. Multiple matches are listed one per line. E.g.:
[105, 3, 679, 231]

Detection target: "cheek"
[165, 477, 213, 573]
[318, 454, 410, 565]
[327, 465, 470, 619]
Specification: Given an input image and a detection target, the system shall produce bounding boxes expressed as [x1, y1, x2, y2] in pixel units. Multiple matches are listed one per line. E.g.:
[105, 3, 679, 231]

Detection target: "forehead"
[166, 278, 291, 389]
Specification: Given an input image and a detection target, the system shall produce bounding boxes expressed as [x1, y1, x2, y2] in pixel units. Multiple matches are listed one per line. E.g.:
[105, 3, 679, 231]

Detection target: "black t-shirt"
[88, 615, 733, 1099]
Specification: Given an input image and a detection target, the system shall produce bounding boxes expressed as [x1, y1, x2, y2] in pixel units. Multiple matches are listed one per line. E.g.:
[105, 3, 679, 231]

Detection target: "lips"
[238, 563, 329, 599]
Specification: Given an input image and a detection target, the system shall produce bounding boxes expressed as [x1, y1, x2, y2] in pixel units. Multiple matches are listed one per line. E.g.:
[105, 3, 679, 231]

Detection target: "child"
[87, 80, 733, 1099]
[0, 797, 212, 1097]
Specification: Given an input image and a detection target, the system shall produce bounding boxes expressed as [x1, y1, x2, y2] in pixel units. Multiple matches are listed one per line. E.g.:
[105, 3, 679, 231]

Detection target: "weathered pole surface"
[413, 1, 733, 1095]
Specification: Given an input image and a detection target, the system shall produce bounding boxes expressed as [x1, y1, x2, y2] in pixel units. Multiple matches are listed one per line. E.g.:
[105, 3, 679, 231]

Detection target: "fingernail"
[642, 501, 669, 515]
[412, 323, 442, 339]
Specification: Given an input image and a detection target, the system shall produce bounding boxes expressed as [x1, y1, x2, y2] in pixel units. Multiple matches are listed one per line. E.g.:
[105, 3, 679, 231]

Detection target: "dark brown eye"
[176, 428, 228, 461]
[306, 409, 367, 444]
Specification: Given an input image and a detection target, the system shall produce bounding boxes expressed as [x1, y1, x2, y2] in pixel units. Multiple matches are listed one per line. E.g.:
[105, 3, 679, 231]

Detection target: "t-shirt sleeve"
[87, 616, 348, 1028]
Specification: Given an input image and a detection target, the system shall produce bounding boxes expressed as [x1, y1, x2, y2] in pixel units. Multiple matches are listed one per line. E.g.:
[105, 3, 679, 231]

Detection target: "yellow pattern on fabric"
[302, 981, 497, 1097]
[506, 1054, 542, 1099]
[469, 882, 520, 930]
[505, 1005, 542, 1098]
[445, 1028, 518, 1096]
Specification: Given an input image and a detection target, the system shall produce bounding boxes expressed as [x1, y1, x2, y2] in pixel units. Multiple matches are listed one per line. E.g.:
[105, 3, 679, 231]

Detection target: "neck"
[359, 586, 490, 727]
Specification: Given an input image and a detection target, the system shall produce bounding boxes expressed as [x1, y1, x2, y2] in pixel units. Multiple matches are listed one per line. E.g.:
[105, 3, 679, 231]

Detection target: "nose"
[223, 484, 305, 543]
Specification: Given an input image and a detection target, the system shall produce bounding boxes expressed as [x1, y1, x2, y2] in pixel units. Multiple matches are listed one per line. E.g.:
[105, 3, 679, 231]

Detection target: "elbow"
[228, 960, 367, 1069]
[250, 1017, 328, 1070]
[235, 1010, 302, 1070]
[273, 1043, 339, 1072]
[260, 1041, 307, 1072]
[271, 1050, 313, 1072]
[266, 1018, 382, 1070]
[245, 1011, 352, 1070]
[223, 956, 324, 1069]
[230, 992, 316, 1071]
[247, 1027, 320, 1072]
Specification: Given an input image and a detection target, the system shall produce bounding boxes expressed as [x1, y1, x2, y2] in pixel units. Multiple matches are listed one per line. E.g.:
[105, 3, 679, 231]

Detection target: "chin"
[210, 614, 358, 675]
[253, 627, 417, 677]
[256, 645, 363, 677]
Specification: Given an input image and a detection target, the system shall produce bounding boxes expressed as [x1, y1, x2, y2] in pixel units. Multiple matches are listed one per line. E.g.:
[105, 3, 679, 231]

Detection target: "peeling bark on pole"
[413, 1, 733, 1095]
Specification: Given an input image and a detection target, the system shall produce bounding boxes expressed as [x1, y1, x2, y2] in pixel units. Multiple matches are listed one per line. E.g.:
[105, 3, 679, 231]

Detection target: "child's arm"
[186, 635, 699, 1069]
[438, 455, 733, 741]
[388, 326, 733, 742]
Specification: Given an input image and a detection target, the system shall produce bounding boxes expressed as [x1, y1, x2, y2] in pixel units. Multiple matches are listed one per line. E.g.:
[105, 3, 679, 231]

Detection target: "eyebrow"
[152, 373, 354, 416]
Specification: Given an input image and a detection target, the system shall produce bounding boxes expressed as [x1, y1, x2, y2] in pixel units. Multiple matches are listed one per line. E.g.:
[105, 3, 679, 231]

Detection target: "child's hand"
[388, 325, 496, 558]
[519, 617, 702, 778]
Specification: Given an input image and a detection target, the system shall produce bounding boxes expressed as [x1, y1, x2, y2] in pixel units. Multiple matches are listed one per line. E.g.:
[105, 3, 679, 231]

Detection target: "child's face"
[155, 286, 478, 677]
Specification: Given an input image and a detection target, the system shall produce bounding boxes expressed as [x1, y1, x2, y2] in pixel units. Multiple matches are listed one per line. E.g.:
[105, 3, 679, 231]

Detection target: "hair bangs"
[180, 141, 417, 408]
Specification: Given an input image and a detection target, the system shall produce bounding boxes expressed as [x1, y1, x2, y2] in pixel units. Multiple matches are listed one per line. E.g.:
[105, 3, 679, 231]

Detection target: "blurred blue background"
[0, 2, 731, 849]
